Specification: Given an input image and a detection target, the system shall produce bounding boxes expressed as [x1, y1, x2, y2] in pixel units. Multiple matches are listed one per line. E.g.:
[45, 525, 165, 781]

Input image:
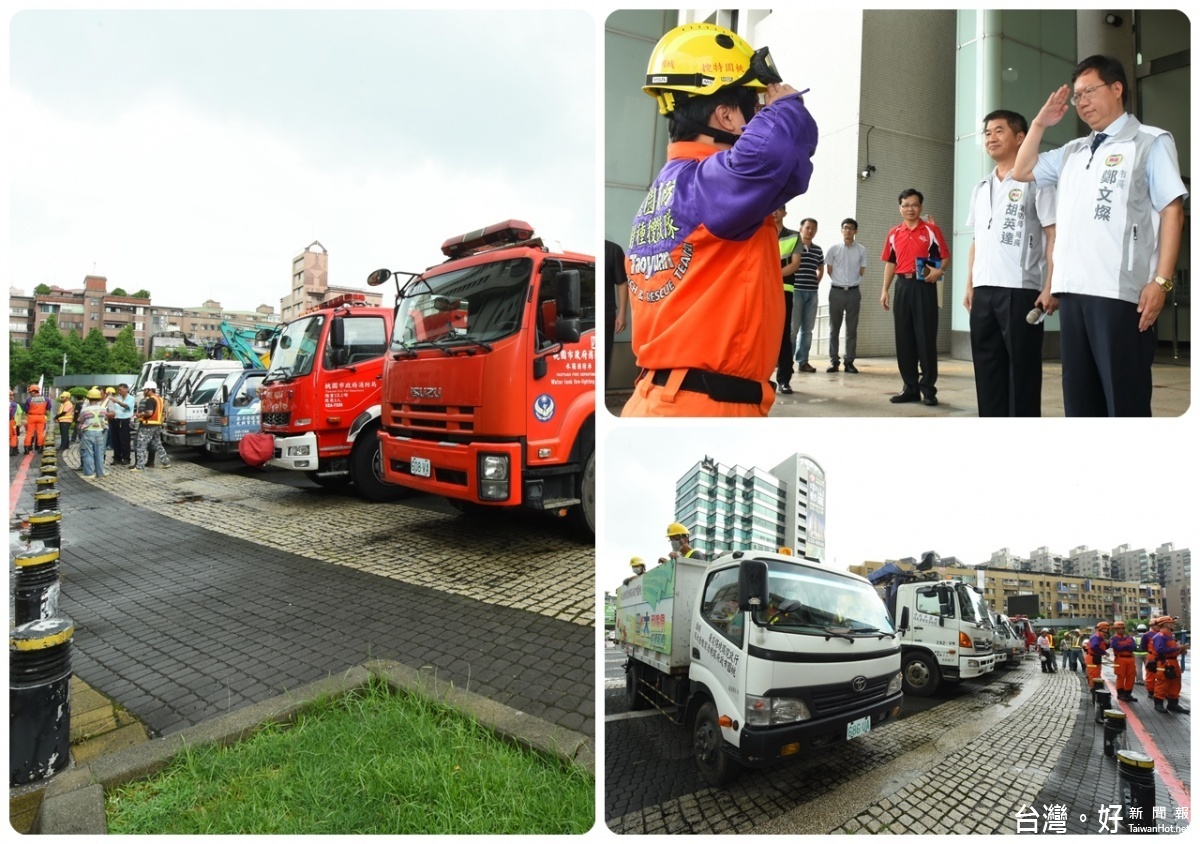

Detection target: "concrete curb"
[34, 661, 594, 834]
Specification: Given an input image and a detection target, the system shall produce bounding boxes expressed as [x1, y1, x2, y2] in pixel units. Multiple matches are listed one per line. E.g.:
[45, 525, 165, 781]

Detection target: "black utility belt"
[647, 369, 763, 405]
[896, 273, 920, 280]
[831, 285, 860, 291]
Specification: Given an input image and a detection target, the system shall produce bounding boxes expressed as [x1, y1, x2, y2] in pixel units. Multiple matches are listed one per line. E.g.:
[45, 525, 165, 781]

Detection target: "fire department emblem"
[533, 394, 555, 423]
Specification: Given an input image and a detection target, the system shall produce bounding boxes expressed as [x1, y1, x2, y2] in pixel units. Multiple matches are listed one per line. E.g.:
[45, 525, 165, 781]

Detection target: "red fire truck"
[257, 292, 403, 501]
[369, 220, 595, 536]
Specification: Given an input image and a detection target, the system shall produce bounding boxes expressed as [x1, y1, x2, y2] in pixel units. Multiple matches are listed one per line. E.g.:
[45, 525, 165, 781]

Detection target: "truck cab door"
[692, 567, 747, 723]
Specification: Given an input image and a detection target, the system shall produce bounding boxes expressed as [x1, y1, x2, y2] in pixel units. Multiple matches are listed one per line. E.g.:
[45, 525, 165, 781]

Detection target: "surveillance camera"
[860, 165, 876, 181]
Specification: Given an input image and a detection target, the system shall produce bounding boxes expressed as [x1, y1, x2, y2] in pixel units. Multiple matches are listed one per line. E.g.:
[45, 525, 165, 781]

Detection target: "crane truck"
[616, 551, 904, 786]
[369, 220, 595, 535]
[867, 552, 997, 697]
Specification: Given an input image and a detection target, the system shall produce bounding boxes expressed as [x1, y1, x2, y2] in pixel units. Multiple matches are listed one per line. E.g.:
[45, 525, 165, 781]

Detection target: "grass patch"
[105, 678, 594, 834]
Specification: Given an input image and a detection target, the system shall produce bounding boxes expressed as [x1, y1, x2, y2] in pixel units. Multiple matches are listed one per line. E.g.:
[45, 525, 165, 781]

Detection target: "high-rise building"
[673, 453, 825, 562]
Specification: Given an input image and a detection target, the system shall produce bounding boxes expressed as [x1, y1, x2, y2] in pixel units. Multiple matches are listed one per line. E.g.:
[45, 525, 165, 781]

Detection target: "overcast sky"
[601, 421, 1196, 595]
[6, 6, 594, 313]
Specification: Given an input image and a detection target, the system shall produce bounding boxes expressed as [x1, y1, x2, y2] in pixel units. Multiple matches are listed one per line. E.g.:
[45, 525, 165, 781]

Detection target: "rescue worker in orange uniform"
[622, 23, 818, 417]
[1109, 621, 1138, 702]
[1086, 621, 1111, 683]
[1142, 619, 1161, 698]
[23, 384, 48, 453]
[1152, 616, 1189, 714]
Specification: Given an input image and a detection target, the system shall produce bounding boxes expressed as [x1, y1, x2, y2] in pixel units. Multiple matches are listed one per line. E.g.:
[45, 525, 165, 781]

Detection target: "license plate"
[846, 716, 872, 741]
[411, 457, 431, 478]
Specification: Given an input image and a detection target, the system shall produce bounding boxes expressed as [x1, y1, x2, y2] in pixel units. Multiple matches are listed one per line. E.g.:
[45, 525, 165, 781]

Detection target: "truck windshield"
[759, 561, 895, 635]
[956, 584, 993, 627]
[264, 315, 325, 383]
[392, 257, 531, 349]
[188, 374, 226, 406]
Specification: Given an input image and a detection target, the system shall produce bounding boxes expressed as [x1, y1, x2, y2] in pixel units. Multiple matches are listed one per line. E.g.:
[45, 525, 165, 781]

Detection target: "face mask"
[670, 539, 683, 552]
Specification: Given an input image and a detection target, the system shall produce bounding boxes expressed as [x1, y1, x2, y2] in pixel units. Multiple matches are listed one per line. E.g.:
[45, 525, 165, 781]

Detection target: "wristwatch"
[1154, 275, 1175, 293]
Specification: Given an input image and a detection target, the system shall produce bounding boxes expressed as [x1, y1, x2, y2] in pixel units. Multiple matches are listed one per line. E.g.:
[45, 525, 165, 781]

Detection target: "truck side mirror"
[330, 317, 345, 350]
[555, 270, 582, 344]
[738, 560, 770, 613]
[899, 606, 910, 632]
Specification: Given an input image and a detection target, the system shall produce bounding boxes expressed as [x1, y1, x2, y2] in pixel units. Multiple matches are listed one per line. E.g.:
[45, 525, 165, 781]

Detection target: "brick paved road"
[605, 655, 1190, 834]
[12, 453, 594, 740]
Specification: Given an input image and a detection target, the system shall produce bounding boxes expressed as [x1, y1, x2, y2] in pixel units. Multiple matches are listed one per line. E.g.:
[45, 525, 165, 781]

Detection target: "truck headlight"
[287, 444, 311, 457]
[887, 672, 903, 696]
[479, 454, 509, 501]
[745, 695, 811, 726]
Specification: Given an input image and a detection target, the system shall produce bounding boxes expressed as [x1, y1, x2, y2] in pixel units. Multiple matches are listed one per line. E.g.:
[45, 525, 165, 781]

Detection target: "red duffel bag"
[238, 431, 274, 468]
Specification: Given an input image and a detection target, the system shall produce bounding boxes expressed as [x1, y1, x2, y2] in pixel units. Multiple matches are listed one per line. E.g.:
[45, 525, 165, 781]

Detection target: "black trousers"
[776, 289, 794, 386]
[1058, 293, 1156, 416]
[112, 418, 132, 464]
[893, 276, 938, 397]
[969, 286, 1044, 416]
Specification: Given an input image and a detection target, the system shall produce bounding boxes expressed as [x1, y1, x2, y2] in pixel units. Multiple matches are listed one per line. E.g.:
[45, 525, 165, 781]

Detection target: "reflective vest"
[55, 399, 75, 424]
[140, 395, 165, 426]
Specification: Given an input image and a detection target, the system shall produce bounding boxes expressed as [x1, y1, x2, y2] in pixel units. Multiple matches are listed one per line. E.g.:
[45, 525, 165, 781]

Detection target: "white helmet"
[144, 380, 158, 391]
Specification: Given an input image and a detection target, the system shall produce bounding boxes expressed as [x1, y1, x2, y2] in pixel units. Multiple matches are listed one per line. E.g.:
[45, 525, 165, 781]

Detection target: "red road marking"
[1105, 677, 1190, 813]
[9, 452, 33, 517]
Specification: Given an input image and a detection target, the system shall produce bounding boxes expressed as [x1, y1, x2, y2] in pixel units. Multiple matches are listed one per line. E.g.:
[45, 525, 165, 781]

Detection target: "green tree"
[28, 314, 67, 383]
[80, 328, 114, 374]
[111, 287, 128, 297]
[63, 330, 84, 376]
[9, 339, 33, 387]
[131, 289, 151, 299]
[34, 283, 52, 295]
[110, 325, 142, 374]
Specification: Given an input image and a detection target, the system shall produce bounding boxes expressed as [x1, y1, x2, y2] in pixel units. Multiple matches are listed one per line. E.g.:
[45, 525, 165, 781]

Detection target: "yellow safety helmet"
[666, 522, 690, 538]
[643, 23, 780, 116]
[86, 387, 103, 399]
[105, 387, 116, 394]
[778, 546, 793, 556]
[630, 556, 645, 568]
[59, 391, 70, 399]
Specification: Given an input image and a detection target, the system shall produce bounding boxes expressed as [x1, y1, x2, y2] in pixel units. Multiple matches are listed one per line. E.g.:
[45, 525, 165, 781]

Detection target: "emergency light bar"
[305, 292, 367, 314]
[441, 220, 535, 259]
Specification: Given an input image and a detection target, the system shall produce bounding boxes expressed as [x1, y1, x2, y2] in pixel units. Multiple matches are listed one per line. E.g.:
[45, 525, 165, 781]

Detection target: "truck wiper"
[822, 626, 856, 642]
[264, 366, 293, 383]
[431, 335, 492, 354]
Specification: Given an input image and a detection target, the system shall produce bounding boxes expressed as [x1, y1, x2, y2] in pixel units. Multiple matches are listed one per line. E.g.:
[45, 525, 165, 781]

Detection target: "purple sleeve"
[692, 94, 818, 241]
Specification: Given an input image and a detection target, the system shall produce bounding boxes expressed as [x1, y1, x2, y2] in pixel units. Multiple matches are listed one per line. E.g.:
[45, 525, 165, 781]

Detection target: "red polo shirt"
[881, 219, 949, 274]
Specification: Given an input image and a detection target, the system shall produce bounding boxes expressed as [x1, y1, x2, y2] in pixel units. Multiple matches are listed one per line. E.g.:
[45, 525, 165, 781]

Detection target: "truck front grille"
[262, 412, 290, 426]
[809, 675, 892, 716]
[385, 403, 475, 434]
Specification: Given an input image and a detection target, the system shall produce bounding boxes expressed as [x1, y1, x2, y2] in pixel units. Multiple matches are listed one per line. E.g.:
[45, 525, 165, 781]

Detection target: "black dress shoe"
[844, 363, 859, 373]
[778, 383, 793, 395]
[890, 392, 920, 404]
[826, 364, 839, 373]
[922, 396, 939, 406]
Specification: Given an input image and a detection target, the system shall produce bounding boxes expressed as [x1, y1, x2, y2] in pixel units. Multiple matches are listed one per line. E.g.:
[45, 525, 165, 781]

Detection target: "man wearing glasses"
[1012, 55, 1187, 416]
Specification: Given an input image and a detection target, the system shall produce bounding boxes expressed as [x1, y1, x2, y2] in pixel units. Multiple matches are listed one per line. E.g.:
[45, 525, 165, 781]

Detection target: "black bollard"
[33, 489, 60, 512]
[1090, 677, 1106, 703]
[1103, 709, 1126, 757]
[1095, 689, 1112, 723]
[9, 617, 74, 786]
[1116, 750, 1156, 833]
[12, 548, 62, 625]
[27, 510, 62, 550]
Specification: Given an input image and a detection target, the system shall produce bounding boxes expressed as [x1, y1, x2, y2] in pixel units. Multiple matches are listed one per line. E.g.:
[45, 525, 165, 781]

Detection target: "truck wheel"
[902, 652, 941, 697]
[350, 429, 407, 502]
[693, 702, 737, 787]
[566, 448, 595, 539]
[625, 662, 648, 711]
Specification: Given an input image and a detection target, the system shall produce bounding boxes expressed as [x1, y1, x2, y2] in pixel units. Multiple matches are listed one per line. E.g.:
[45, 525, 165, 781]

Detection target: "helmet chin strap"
[669, 112, 743, 148]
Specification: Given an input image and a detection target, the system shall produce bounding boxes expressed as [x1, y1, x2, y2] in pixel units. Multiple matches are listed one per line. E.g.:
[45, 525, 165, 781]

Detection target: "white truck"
[616, 551, 904, 786]
[162, 362, 246, 448]
[992, 612, 1026, 668]
[868, 554, 997, 697]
